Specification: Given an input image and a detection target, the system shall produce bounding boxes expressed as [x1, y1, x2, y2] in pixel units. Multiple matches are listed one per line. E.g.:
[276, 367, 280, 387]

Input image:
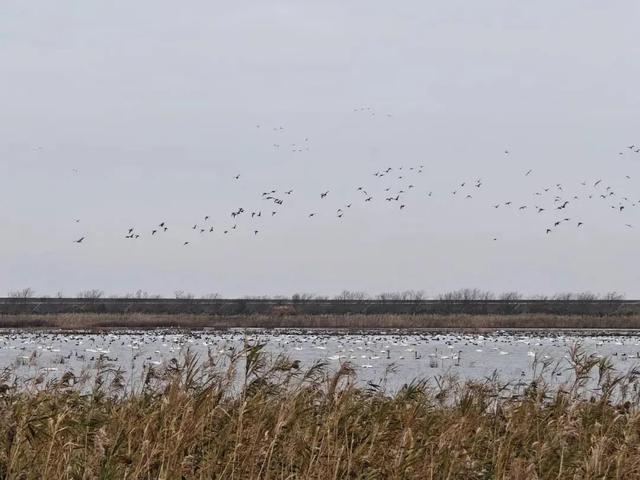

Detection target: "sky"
[1, 0, 639, 298]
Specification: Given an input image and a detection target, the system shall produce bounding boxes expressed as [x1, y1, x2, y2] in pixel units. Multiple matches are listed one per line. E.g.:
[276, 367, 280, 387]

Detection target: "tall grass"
[3, 312, 640, 330]
[2, 345, 640, 478]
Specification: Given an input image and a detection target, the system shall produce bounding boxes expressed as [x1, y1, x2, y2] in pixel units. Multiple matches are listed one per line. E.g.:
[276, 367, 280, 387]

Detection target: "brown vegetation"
[1, 345, 640, 478]
[2, 312, 640, 330]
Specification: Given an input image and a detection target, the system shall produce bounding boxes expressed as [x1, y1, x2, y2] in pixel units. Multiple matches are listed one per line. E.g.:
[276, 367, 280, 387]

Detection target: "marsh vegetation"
[1, 344, 640, 479]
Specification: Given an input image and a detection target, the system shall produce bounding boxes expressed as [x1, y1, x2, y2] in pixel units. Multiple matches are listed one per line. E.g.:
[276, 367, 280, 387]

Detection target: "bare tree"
[603, 291, 625, 301]
[77, 289, 104, 299]
[291, 293, 317, 301]
[8, 287, 35, 299]
[576, 292, 598, 301]
[530, 294, 549, 300]
[116, 290, 162, 299]
[499, 291, 522, 301]
[401, 290, 426, 301]
[376, 292, 400, 301]
[201, 293, 221, 300]
[334, 290, 370, 301]
[174, 290, 194, 300]
[438, 288, 494, 301]
[552, 293, 575, 301]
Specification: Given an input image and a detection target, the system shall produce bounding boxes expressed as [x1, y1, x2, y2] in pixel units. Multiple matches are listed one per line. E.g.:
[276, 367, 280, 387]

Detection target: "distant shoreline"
[3, 312, 640, 331]
[1, 297, 638, 316]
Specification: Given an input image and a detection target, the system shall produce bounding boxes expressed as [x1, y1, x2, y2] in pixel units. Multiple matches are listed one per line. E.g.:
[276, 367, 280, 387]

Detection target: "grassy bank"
[1, 346, 640, 478]
[2, 312, 640, 330]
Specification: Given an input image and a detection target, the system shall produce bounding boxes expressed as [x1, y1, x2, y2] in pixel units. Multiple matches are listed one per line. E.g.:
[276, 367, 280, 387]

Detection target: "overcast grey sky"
[2, 1, 639, 297]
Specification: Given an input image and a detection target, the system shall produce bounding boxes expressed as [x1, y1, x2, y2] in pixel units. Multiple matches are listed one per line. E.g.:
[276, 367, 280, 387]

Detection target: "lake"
[2, 329, 639, 392]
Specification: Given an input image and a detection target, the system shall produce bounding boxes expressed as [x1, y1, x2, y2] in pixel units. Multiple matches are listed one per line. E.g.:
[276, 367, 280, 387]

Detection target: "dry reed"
[3, 313, 640, 330]
[1, 345, 640, 478]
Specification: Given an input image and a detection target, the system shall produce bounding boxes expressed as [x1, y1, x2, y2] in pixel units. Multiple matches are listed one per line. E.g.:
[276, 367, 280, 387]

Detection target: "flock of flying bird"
[71, 116, 640, 246]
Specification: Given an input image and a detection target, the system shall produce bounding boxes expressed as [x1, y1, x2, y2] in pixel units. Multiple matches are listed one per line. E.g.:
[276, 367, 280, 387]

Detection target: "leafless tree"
[438, 288, 494, 301]
[334, 290, 370, 301]
[201, 293, 221, 300]
[603, 291, 625, 301]
[402, 290, 426, 300]
[552, 292, 575, 301]
[530, 294, 549, 300]
[174, 290, 195, 300]
[576, 292, 598, 301]
[498, 291, 522, 301]
[77, 289, 104, 299]
[8, 287, 35, 299]
[291, 293, 317, 301]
